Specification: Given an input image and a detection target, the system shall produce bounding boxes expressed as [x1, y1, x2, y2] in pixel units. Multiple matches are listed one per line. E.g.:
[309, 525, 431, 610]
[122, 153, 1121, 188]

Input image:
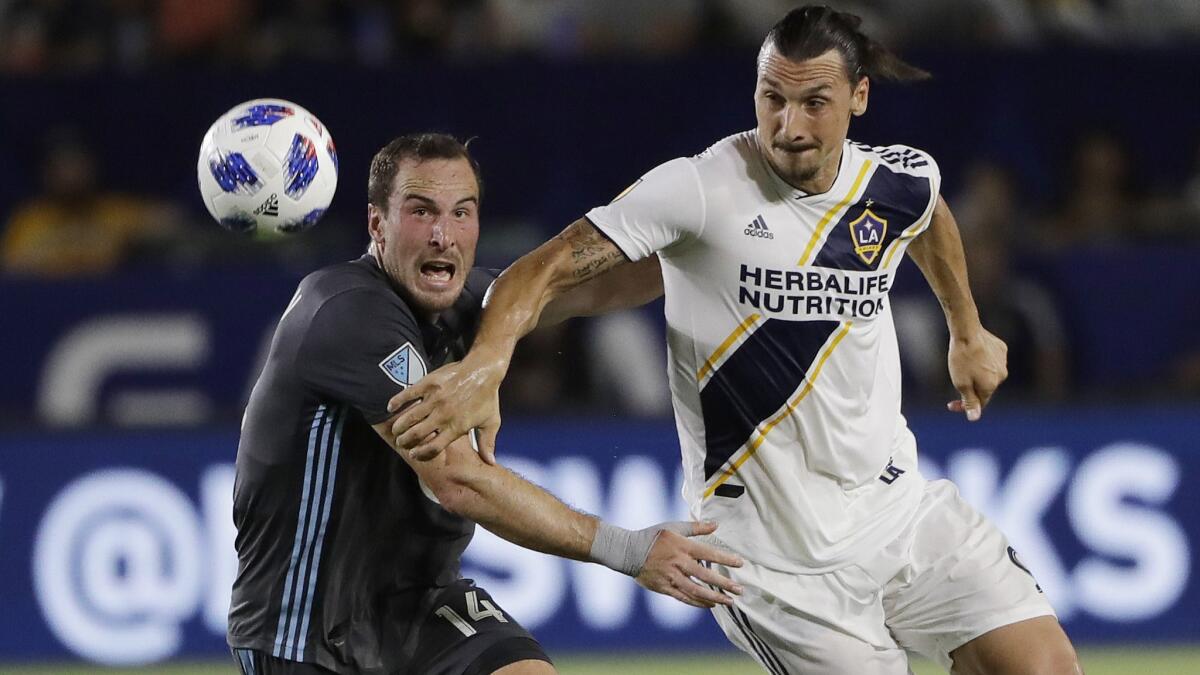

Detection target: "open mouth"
[420, 260, 456, 284]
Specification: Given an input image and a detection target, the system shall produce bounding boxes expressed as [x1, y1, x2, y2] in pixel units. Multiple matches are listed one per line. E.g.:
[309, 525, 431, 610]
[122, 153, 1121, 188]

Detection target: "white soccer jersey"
[587, 130, 942, 572]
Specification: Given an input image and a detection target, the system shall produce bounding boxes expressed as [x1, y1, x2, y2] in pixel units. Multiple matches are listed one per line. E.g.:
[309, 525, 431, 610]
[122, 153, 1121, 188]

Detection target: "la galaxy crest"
[849, 207, 888, 265]
[378, 342, 427, 387]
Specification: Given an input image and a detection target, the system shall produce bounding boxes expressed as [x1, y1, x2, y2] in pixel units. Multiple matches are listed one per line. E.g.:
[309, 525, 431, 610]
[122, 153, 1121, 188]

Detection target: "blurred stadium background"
[1, 0, 1198, 672]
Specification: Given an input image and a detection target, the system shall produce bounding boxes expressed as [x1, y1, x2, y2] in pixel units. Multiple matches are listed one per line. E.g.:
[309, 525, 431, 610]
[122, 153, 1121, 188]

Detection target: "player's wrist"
[466, 342, 514, 382]
[589, 521, 657, 577]
[947, 312, 983, 342]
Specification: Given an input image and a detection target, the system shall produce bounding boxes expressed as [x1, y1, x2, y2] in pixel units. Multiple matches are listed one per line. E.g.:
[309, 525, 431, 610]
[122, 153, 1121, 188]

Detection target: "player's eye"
[806, 98, 828, 110]
[454, 209, 469, 218]
[413, 207, 429, 217]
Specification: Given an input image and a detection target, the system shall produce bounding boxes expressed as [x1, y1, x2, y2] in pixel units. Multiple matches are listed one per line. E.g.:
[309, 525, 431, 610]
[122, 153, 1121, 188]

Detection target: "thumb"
[958, 389, 982, 421]
[685, 520, 718, 536]
[477, 423, 500, 466]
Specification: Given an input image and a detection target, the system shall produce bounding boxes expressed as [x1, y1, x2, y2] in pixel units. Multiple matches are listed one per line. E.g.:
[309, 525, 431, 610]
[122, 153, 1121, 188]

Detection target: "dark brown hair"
[764, 5, 930, 83]
[367, 133, 483, 213]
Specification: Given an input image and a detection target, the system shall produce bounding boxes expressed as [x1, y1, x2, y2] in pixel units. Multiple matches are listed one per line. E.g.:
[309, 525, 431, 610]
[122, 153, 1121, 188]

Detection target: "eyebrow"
[761, 77, 834, 96]
[401, 194, 479, 207]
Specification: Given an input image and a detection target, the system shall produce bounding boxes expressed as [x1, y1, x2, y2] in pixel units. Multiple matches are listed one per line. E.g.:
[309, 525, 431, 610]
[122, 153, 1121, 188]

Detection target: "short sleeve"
[584, 157, 706, 261]
[904, 150, 941, 239]
[298, 288, 428, 425]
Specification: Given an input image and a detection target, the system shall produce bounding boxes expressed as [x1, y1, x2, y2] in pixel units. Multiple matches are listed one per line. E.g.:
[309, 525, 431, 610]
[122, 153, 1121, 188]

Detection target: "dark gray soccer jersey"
[228, 255, 497, 673]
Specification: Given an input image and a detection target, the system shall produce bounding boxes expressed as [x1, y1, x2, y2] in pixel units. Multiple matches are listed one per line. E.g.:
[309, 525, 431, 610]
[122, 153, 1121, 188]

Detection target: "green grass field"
[3, 647, 1198, 674]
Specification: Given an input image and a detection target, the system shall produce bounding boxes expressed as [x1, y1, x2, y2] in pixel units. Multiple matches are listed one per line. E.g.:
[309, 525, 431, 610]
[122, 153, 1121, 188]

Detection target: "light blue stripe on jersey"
[294, 407, 346, 660]
[240, 648, 259, 675]
[273, 403, 328, 657]
[283, 404, 342, 659]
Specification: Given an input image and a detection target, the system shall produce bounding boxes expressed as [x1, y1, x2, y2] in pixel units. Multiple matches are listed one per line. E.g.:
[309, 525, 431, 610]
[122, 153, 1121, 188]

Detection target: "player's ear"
[367, 203, 386, 244]
[851, 76, 869, 117]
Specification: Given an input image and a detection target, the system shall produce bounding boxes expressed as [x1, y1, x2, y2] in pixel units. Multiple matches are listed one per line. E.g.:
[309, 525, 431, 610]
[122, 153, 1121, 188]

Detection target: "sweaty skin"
[366, 156, 741, 613]
[382, 43, 1080, 675]
[369, 158, 480, 320]
[386, 48, 1002, 463]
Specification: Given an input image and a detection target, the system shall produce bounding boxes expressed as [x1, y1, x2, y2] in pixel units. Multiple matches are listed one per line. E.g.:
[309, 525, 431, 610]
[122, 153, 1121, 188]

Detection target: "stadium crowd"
[2, 0, 1200, 73]
[2, 1, 1199, 424]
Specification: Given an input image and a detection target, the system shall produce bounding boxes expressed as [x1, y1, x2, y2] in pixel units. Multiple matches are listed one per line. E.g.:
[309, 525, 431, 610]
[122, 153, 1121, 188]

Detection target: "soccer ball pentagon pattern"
[197, 98, 337, 234]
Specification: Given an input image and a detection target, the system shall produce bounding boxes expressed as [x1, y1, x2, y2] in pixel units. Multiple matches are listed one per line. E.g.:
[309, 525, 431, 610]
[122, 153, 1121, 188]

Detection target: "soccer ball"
[197, 98, 337, 235]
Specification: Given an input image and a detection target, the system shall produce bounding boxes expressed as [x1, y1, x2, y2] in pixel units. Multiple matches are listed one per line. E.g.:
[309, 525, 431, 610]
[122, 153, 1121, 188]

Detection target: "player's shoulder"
[441, 266, 499, 331]
[681, 129, 766, 187]
[689, 129, 758, 169]
[850, 140, 940, 179]
[462, 266, 500, 303]
[294, 255, 419, 334]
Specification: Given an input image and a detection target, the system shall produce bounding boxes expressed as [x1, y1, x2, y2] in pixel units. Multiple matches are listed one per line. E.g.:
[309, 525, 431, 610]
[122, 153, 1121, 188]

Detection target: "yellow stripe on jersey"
[796, 160, 873, 266]
[697, 313, 763, 384]
[702, 321, 853, 500]
[880, 208, 934, 269]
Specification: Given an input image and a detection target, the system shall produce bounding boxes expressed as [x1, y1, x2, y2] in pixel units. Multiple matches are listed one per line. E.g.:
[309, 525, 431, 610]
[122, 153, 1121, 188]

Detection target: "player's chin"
[777, 155, 819, 182]
[410, 281, 465, 314]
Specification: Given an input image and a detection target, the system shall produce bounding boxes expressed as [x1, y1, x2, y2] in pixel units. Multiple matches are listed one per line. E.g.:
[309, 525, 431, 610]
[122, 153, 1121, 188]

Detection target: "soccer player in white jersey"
[386, 6, 1083, 674]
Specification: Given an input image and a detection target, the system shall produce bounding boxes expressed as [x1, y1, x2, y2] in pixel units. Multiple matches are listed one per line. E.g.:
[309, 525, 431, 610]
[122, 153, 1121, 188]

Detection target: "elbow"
[428, 470, 485, 517]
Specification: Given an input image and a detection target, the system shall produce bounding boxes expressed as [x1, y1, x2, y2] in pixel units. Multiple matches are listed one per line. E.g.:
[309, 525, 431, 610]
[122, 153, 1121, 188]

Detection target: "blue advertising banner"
[0, 410, 1197, 666]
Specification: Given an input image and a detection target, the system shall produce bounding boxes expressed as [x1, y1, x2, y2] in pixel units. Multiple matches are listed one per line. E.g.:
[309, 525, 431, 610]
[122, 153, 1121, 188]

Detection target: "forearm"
[908, 197, 981, 337]
[448, 464, 599, 562]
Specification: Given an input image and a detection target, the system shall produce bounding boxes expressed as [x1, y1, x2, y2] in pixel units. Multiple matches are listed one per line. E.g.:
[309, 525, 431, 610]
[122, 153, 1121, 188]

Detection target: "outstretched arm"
[372, 422, 742, 608]
[537, 252, 663, 327]
[906, 196, 1008, 420]
[389, 218, 635, 459]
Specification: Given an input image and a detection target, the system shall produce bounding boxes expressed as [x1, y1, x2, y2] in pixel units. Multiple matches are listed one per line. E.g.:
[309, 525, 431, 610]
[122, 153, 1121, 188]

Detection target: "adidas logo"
[254, 193, 279, 217]
[743, 214, 773, 239]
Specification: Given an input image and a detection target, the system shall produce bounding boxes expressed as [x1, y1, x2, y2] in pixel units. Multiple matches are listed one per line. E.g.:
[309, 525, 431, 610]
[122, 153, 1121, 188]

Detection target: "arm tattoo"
[557, 221, 627, 282]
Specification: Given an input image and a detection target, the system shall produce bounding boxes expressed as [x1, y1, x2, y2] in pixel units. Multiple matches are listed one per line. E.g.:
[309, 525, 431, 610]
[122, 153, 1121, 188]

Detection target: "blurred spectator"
[1, 0, 108, 72]
[481, 0, 580, 56]
[157, 0, 251, 65]
[1039, 130, 1139, 250]
[501, 322, 589, 414]
[1, 130, 180, 277]
[586, 310, 672, 417]
[1182, 139, 1200, 235]
[897, 162, 1070, 402]
[481, 0, 706, 57]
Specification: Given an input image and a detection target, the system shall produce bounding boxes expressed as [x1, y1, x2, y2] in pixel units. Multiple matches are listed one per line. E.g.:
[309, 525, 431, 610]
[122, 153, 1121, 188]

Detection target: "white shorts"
[709, 479, 1055, 674]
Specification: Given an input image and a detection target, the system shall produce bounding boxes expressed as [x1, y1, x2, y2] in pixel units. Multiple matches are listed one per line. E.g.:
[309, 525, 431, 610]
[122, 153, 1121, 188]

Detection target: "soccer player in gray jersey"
[386, 8, 1084, 675]
[228, 133, 741, 675]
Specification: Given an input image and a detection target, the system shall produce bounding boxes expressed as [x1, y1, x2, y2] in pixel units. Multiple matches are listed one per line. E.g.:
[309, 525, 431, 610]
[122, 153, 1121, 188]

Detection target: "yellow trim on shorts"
[697, 313, 763, 384]
[796, 160, 873, 266]
[703, 321, 853, 499]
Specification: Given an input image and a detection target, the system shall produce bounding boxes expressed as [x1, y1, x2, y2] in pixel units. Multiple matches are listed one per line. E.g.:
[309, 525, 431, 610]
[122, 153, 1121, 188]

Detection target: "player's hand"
[387, 348, 507, 463]
[946, 327, 1007, 421]
[636, 521, 744, 609]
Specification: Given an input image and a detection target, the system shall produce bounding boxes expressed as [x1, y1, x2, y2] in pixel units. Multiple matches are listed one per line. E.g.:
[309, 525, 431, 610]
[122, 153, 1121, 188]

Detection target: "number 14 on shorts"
[435, 590, 509, 637]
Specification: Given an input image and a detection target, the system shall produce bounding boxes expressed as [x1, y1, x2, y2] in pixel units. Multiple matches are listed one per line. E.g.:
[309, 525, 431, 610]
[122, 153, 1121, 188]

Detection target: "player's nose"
[780, 104, 808, 141]
[428, 220, 454, 250]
